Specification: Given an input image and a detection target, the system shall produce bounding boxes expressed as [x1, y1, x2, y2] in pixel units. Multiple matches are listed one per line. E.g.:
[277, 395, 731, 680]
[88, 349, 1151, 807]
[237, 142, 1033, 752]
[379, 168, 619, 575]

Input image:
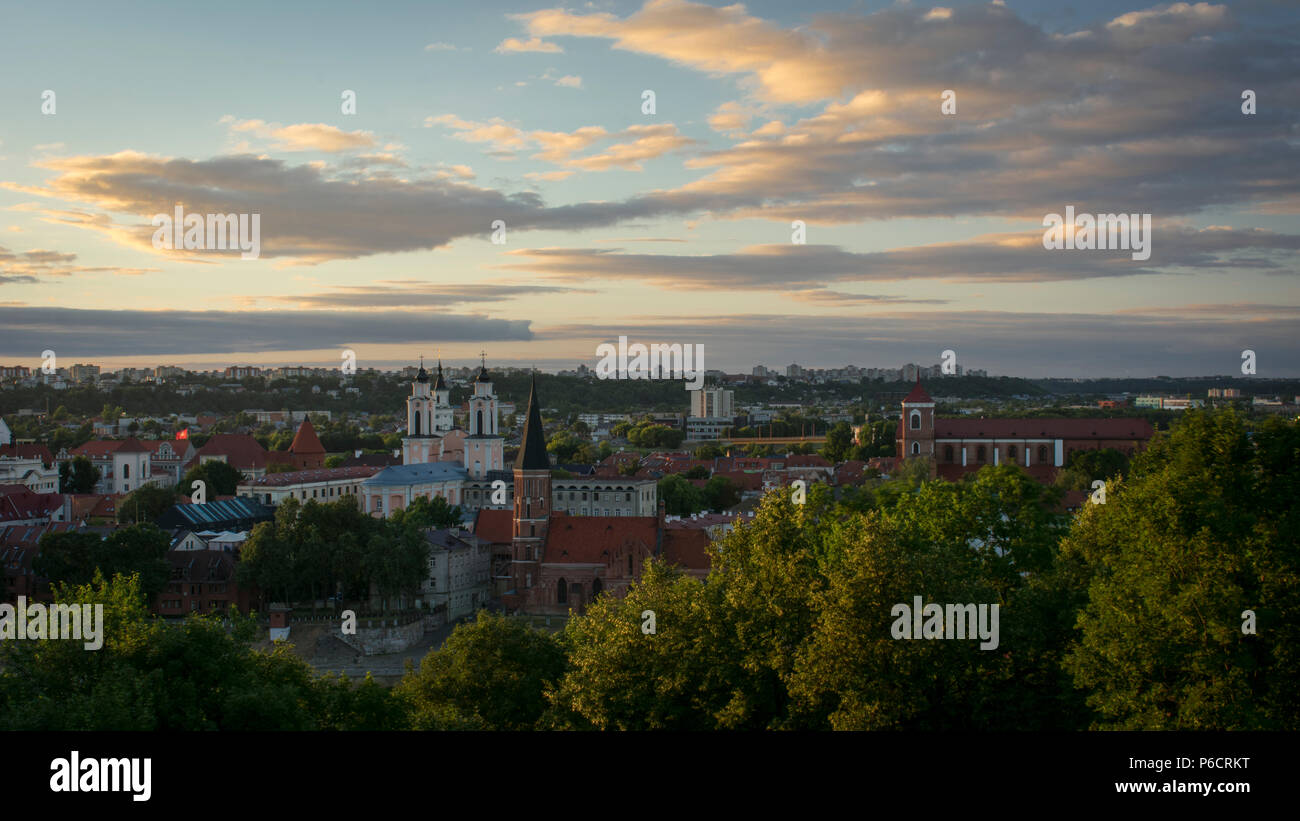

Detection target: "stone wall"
[337, 616, 425, 656]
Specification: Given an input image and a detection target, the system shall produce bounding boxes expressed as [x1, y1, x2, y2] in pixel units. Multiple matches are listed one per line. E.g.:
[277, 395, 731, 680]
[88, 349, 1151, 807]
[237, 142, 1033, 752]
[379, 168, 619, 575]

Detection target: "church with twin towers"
[358, 356, 660, 524]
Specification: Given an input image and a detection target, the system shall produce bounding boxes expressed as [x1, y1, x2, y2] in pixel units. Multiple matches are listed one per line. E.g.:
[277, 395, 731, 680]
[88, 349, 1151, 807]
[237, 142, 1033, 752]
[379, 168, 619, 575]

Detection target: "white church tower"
[402, 357, 442, 465]
[431, 359, 454, 434]
[463, 353, 504, 479]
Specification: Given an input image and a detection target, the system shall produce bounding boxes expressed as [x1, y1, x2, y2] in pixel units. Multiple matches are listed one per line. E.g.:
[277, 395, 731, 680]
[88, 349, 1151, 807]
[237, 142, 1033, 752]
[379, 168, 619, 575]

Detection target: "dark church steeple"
[514, 373, 549, 470]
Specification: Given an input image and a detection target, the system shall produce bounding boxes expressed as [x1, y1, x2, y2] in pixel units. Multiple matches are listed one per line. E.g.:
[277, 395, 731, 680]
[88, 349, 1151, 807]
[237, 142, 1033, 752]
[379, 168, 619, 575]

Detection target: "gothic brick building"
[896, 379, 1153, 482]
[498, 375, 710, 615]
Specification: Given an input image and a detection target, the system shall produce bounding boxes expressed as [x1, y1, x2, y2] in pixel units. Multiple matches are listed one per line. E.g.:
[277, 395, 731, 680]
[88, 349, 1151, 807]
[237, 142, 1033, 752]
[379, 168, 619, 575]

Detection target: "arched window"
[1008, 445, 1018, 461]
[911, 441, 920, 456]
[944, 445, 954, 463]
[977, 445, 987, 463]
[1038, 445, 1048, 464]
[910, 410, 921, 430]
[476, 409, 483, 433]
[413, 414, 420, 435]
[592, 578, 603, 598]
[556, 578, 567, 604]
[122, 463, 130, 479]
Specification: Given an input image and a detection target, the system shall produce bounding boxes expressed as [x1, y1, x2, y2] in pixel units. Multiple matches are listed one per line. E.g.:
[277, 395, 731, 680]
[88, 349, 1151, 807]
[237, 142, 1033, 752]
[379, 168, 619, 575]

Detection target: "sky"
[0, 0, 1296, 377]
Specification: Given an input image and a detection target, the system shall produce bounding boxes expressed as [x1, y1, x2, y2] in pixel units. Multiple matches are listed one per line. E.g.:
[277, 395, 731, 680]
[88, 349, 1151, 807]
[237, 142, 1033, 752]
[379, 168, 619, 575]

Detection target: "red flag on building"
[176, 428, 189, 440]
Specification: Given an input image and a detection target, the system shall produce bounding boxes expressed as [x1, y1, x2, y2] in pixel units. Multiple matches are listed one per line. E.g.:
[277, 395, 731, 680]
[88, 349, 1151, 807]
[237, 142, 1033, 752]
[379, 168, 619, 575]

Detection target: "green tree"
[396, 611, 566, 730]
[180, 460, 245, 496]
[658, 474, 706, 516]
[117, 483, 179, 524]
[547, 560, 719, 729]
[1062, 411, 1300, 729]
[821, 421, 853, 463]
[694, 443, 724, 459]
[392, 495, 464, 531]
[58, 456, 101, 493]
[702, 475, 741, 511]
[1054, 447, 1129, 492]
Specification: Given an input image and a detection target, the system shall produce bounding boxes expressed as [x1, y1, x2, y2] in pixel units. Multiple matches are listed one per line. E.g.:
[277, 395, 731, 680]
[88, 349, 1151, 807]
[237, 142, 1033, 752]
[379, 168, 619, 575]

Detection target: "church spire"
[514, 372, 549, 470]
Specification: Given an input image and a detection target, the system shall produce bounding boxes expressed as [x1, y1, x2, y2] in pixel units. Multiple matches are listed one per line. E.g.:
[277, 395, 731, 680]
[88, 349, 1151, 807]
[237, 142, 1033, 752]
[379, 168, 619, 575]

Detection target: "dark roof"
[475, 364, 492, 383]
[241, 465, 380, 487]
[416, 359, 429, 383]
[514, 374, 550, 471]
[433, 360, 447, 390]
[903, 379, 934, 404]
[156, 497, 273, 530]
[168, 549, 235, 582]
[340, 452, 403, 468]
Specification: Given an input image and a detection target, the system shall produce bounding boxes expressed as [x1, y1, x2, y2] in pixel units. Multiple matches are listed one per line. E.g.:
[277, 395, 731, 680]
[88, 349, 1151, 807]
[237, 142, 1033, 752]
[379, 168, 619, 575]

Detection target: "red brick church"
[489, 375, 710, 615]
[896, 380, 1153, 482]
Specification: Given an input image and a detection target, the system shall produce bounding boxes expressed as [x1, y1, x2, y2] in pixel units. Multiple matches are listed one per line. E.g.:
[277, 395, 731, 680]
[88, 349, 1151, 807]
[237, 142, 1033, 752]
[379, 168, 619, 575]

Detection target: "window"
[911, 442, 920, 456]
[592, 578, 603, 598]
[627, 555, 633, 575]
[977, 446, 987, 463]
[123, 463, 130, 479]
[1008, 445, 1018, 461]
[944, 445, 954, 463]
[557, 577, 567, 604]
[1038, 445, 1048, 464]
[910, 410, 921, 430]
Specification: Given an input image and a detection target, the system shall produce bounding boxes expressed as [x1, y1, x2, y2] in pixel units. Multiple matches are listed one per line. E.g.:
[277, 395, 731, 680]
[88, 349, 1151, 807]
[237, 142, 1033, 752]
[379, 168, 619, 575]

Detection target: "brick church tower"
[511, 373, 550, 601]
[897, 378, 935, 466]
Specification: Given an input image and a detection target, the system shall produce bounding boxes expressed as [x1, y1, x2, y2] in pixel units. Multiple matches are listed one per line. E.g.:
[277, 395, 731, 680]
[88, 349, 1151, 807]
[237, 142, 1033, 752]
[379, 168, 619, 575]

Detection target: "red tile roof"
[542, 514, 656, 564]
[933, 418, 1154, 439]
[0, 444, 55, 466]
[661, 528, 710, 571]
[188, 434, 268, 470]
[0, 485, 63, 523]
[785, 454, 831, 468]
[114, 436, 152, 454]
[71, 440, 125, 458]
[65, 494, 120, 520]
[903, 380, 934, 403]
[473, 508, 514, 544]
[289, 418, 326, 455]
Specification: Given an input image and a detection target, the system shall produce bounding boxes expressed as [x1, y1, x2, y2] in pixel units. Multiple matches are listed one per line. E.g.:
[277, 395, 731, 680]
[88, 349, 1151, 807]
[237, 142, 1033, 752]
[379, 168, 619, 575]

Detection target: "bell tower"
[511, 373, 550, 600]
[464, 352, 503, 479]
[897, 378, 935, 464]
[402, 356, 441, 464]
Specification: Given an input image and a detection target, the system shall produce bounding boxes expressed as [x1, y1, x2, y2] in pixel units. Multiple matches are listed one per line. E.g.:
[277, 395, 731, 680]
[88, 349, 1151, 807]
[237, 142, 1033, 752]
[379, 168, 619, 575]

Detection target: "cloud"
[554, 74, 583, 88]
[0, 245, 160, 281]
[495, 226, 1300, 290]
[428, 116, 695, 171]
[528, 304, 1300, 377]
[221, 117, 377, 153]
[0, 307, 533, 357]
[424, 41, 462, 51]
[495, 36, 563, 53]
[509, 0, 1300, 222]
[260, 281, 594, 309]
[9, 150, 683, 263]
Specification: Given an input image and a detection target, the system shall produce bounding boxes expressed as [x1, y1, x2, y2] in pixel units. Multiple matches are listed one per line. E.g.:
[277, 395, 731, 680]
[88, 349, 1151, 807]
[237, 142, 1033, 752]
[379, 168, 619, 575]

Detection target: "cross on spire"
[480, 350, 487, 369]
